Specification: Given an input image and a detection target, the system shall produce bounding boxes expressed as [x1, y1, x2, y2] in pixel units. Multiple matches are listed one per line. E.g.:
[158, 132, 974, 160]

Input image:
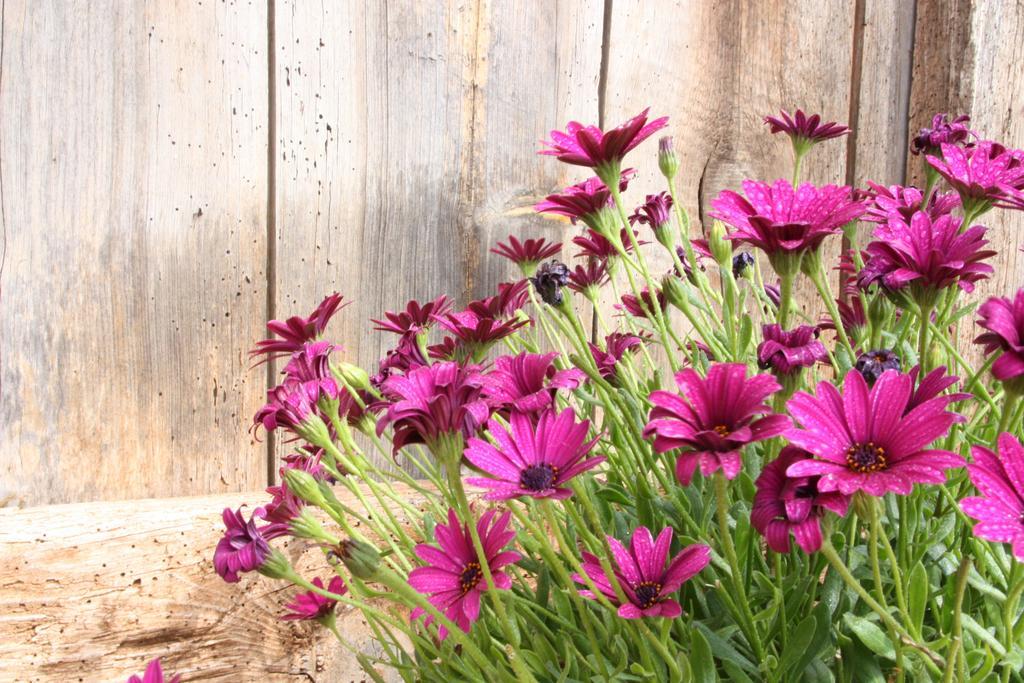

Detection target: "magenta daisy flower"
[540, 108, 668, 174]
[250, 292, 347, 362]
[566, 260, 610, 297]
[491, 236, 562, 276]
[573, 526, 710, 619]
[910, 113, 975, 155]
[481, 352, 585, 416]
[464, 408, 603, 499]
[618, 288, 667, 320]
[281, 340, 339, 395]
[858, 211, 995, 298]
[785, 369, 963, 496]
[757, 324, 827, 375]
[644, 363, 790, 485]
[432, 309, 529, 362]
[467, 280, 531, 320]
[906, 365, 970, 416]
[862, 182, 960, 224]
[961, 433, 1024, 560]
[372, 295, 451, 336]
[975, 289, 1024, 384]
[630, 192, 674, 246]
[408, 507, 521, 640]
[572, 227, 645, 263]
[926, 141, 1024, 214]
[764, 109, 850, 147]
[819, 296, 868, 347]
[127, 659, 181, 683]
[536, 171, 635, 231]
[372, 333, 429, 387]
[214, 506, 282, 583]
[282, 575, 347, 621]
[253, 378, 331, 438]
[589, 332, 647, 382]
[752, 446, 850, 554]
[376, 362, 490, 456]
[709, 180, 865, 270]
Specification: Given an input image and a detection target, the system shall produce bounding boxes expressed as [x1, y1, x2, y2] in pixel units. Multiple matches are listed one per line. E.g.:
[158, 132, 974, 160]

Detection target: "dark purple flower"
[540, 108, 668, 171]
[250, 293, 347, 362]
[481, 352, 584, 416]
[858, 211, 995, 295]
[862, 182, 960, 224]
[408, 508, 521, 640]
[752, 446, 850, 554]
[975, 289, 1024, 383]
[530, 260, 571, 306]
[926, 141, 1024, 212]
[491, 236, 562, 275]
[282, 576, 347, 621]
[757, 324, 827, 375]
[127, 659, 181, 683]
[464, 408, 603, 500]
[854, 349, 901, 385]
[376, 362, 490, 455]
[732, 251, 756, 278]
[589, 332, 647, 382]
[645, 363, 790, 484]
[962, 433, 1024, 560]
[573, 526, 710, 619]
[214, 506, 278, 583]
[764, 283, 782, 307]
[764, 109, 850, 148]
[911, 113, 975, 155]
[786, 370, 963, 496]
[372, 295, 451, 336]
[710, 180, 865, 259]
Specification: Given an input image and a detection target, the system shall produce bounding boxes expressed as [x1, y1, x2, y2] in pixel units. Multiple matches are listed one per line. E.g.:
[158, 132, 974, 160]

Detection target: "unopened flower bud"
[708, 220, 732, 266]
[661, 275, 688, 312]
[658, 136, 679, 180]
[283, 467, 327, 507]
[337, 538, 381, 580]
[336, 362, 371, 393]
[257, 548, 294, 580]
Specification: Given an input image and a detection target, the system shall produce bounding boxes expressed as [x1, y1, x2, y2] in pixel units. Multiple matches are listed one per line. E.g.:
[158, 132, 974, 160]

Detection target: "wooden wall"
[1, 0, 1022, 508]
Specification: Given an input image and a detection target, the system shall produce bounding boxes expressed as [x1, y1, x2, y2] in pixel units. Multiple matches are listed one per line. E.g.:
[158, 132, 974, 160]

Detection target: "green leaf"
[695, 623, 758, 673]
[721, 661, 754, 683]
[843, 614, 895, 660]
[907, 561, 928, 636]
[690, 629, 718, 683]
[780, 614, 818, 676]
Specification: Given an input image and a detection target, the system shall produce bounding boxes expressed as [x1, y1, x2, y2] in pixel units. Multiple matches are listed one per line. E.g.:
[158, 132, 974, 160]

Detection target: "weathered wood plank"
[602, 1, 855, 332]
[272, 0, 602, 389]
[0, 0, 270, 505]
[0, 485, 429, 681]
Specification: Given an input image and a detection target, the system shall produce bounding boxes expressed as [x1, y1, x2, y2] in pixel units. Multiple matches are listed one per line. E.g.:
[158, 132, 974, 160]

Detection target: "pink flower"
[785, 370, 963, 496]
[757, 324, 827, 375]
[764, 109, 850, 148]
[910, 113, 975, 155]
[858, 211, 995, 294]
[710, 180, 865, 258]
[906, 365, 970, 416]
[127, 659, 181, 683]
[535, 171, 635, 229]
[752, 447, 850, 554]
[926, 141, 1024, 212]
[540, 108, 668, 171]
[975, 289, 1024, 382]
[376, 362, 490, 455]
[281, 341, 340, 398]
[372, 333, 429, 387]
[491, 236, 562, 275]
[617, 288, 667, 319]
[630, 192, 674, 235]
[573, 526, 710, 619]
[372, 295, 451, 335]
[431, 309, 529, 361]
[819, 296, 868, 347]
[573, 227, 646, 262]
[481, 352, 585, 416]
[961, 433, 1024, 560]
[464, 408, 603, 499]
[644, 363, 790, 485]
[264, 451, 335, 527]
[589, 332, 647, 382]
[566, 260, 610, 295]
[408, 508, 521, 640]
[282, 576, 347, 621]
[862, 182, 960, 224]
[467, 280, 532, 319]
[214, 506, 280, 583]
[253, 378, 330, 436]
[250, 293, 347, 362]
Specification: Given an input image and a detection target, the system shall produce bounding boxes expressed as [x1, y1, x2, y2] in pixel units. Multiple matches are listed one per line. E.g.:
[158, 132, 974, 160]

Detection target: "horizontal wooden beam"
[0, 486, 426, 681]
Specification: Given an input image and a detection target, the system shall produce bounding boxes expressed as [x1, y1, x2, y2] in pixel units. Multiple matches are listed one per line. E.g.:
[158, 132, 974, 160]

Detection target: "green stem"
[810, 255, 854, 356]
[777, 272, 795, 329]
[945, 557, 971, 683]
[918, 304, 933, 372]
[998, 392, 1021, 436]
[714, 473, 765, 661]
[1002, 562, 1024, 683]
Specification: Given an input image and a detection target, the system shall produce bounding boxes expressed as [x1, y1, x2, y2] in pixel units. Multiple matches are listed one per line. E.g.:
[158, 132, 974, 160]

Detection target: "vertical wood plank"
[0, 0, 269, 505]
[273, 0, 602, 452]
[602, 1, 855, 330]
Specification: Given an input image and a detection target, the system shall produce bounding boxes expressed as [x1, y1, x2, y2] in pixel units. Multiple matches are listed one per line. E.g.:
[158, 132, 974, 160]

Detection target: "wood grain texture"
[272, 0, 602, 385]
[602, 1, 855, 326]
[0, 0, 270, 506]
[0, 484, 429, 681]
[906, 0, 1024, 356]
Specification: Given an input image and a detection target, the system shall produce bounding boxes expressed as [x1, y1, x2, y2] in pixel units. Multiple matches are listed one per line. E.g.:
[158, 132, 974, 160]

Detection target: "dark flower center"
[712, 424, 731, 437]
[520, 464, 558, 491]
[459, 562, 482, 594]
[634, 581, 663, 609]
[794, 483, 818, 499]
[846, 442, 888, 473]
